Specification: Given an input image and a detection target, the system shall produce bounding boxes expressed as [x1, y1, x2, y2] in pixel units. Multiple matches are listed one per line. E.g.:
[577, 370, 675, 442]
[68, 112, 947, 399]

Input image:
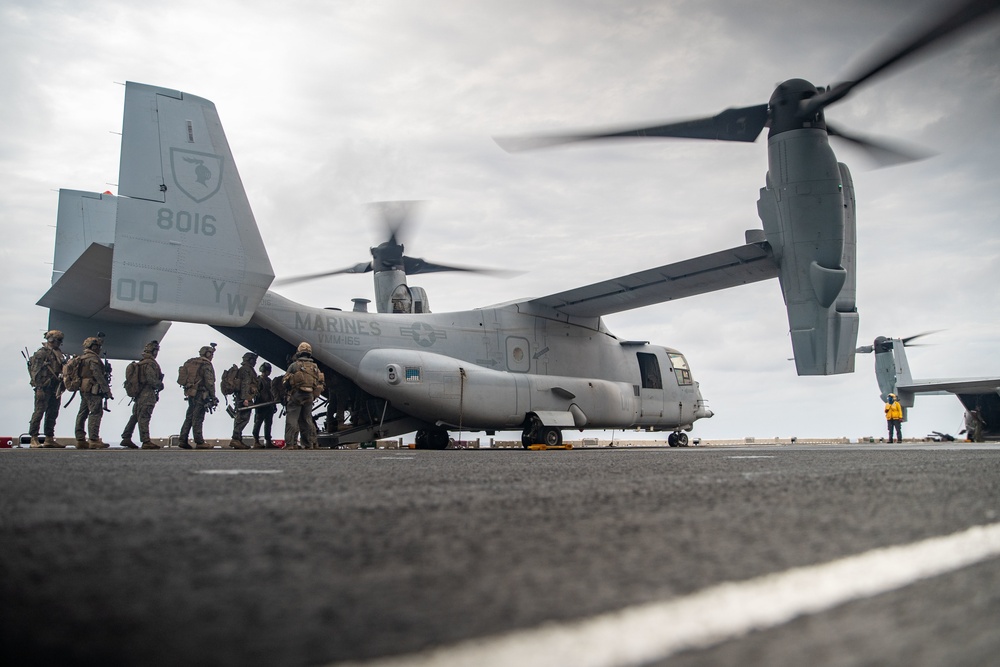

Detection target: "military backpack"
[177, 357, 205, 396]
[124, 360, 141, 398]
[285, 359, 325, 398]
[62, 355, 84, 392]
[220, 364, 240, 395]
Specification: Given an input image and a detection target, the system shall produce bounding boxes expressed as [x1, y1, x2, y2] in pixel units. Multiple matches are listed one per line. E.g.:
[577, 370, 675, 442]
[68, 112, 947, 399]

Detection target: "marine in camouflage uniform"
[74, 336, 112, 449]
[283, 342, 325, 450]
[121, 340, 165, 449]
[229, 352, 259, 449]
[252, 362, 276, 448]
[180, 345, 217, 449]
[27, 330, 68, 448]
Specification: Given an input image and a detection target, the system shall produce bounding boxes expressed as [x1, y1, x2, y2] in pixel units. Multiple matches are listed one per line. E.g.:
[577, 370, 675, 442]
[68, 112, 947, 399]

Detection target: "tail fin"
[111, 82, 274, 326]
[37, 189, 171, 358]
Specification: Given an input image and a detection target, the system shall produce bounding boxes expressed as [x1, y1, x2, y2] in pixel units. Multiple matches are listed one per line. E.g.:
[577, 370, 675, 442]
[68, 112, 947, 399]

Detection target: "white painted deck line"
[335, 522, 1000, 667]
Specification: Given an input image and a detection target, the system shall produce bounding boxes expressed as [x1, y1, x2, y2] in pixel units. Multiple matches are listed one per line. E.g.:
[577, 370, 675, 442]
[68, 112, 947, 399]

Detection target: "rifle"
[237, 399, 281, 412]
[102, 352, 114, 413]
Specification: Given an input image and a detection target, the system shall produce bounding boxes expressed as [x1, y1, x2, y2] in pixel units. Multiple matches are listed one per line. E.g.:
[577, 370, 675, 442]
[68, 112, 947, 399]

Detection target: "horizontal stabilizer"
[524, 240, 778, 318]
[38, 241, 164, 327]
[48, 309, 171, 359]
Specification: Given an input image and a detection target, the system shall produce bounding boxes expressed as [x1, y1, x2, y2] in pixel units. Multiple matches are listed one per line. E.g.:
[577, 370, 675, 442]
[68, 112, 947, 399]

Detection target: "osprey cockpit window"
[637, 352, 662, 390]
[668, 352, 693, 386]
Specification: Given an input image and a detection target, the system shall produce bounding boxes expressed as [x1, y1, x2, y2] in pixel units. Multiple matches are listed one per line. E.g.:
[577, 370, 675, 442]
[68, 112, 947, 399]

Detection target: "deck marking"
[196, 469, 283, 475]
[334, 522, 1000, 667]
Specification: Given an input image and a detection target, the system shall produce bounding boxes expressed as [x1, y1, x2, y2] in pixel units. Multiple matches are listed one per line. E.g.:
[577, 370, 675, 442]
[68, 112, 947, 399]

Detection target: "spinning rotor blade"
[495, 104, 769, 152]
[273, 262, 373, 286]
[799, 0, 1000, 118]
[855, 331, 942, 354]
[273, 199, 519, 288]
[371, 200, 422, 246]
[403, 256, 519, 277]
[901, 330, 942, 346]
[826, 123, 933, 167]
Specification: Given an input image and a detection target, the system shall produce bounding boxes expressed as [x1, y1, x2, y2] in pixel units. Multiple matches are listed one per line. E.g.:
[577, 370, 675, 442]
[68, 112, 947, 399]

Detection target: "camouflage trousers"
[74, 393, 105, 441]
[232, 403, 252, 438]
[284, 391, 318, 448]
[180, 397, 209, 445]
[122, 396, 158, 444]
[29, 387, 61, 438]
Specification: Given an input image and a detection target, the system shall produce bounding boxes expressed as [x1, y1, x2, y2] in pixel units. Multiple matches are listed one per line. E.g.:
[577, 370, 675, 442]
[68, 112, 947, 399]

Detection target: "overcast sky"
[1, 0, 998, 444]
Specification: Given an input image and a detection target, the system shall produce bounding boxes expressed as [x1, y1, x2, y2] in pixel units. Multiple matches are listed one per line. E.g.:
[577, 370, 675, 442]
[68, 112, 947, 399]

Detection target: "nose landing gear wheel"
[415, 428, 450, 450]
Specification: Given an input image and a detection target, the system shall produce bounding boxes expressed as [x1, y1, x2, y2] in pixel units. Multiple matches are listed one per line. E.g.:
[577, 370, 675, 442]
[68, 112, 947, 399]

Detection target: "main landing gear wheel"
[521, 418, 562, 449]
[415, 429, 450, 450]
[539, 426, 562, 448]
[668, 432, 689, 448]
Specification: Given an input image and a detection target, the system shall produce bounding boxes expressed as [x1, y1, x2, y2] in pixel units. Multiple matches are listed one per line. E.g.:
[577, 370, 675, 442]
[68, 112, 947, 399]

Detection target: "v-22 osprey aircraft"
[40, 81, 806, 449]
[40, 0, 1000, 447]
[38, 2, 1000, 448]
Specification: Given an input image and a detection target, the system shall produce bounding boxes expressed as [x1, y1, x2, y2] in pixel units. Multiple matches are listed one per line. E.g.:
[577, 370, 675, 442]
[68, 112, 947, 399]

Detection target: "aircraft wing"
[522, 240, 778, 318]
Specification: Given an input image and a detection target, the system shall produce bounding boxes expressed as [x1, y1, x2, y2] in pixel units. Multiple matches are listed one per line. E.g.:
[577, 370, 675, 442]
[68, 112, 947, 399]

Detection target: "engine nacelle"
[757, 128, 859, 375]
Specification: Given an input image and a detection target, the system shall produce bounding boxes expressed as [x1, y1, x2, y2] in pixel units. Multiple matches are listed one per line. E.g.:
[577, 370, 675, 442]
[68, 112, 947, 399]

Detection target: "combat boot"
[178, 439, 193, 449]
[252, 437, 265, 449]
[29, 436, 43, 448]
[88, 439, 109, 449]
[75, 438, 90, 449]
[42, 437, 66, 449]
[120, 439, 139, 449]
[229, 438, 249, 450]
[141, 441, 160, 449]
[195, 441, 213, 449]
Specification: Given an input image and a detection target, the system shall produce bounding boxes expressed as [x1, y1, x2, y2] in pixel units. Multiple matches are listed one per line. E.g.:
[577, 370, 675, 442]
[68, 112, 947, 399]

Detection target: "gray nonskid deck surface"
[1, 445, 998, 666]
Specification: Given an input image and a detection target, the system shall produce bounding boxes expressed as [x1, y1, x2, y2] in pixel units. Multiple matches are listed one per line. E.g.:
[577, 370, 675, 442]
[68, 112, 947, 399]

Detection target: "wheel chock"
[527, 443, 573, 451]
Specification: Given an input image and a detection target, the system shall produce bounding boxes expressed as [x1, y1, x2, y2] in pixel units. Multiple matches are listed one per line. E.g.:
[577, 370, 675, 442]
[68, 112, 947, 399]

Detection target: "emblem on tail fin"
[170, 148, 223, 203]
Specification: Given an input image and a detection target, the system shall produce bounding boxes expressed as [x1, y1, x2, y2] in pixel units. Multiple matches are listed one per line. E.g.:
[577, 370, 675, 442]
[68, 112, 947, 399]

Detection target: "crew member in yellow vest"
[884, 393, 903, 443]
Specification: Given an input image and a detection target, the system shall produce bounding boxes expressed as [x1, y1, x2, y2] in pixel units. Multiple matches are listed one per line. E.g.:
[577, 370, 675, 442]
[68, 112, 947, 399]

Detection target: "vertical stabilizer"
[111, 82, 274, 326]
